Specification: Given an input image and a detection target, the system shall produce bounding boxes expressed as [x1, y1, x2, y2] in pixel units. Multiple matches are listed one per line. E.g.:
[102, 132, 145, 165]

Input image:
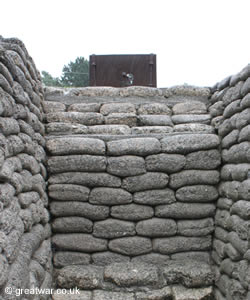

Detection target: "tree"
[60, 57, 89, 87]
[41, 57, 89, 87]
[41, 71, 62, 87]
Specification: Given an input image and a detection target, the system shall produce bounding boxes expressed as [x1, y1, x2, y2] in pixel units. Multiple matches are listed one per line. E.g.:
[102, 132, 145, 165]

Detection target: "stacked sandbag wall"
[43, 87, 213, 136]
[0, 37, 52, 300]
[209, 64, 250, 300]
[46, 133, 220, 269]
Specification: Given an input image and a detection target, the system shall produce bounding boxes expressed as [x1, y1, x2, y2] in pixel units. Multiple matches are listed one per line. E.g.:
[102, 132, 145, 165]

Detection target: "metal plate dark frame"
[89, 54, 157, 87]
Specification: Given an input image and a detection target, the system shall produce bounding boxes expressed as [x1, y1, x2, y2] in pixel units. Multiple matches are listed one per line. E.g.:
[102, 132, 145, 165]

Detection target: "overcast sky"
[1, 0, 250, 87]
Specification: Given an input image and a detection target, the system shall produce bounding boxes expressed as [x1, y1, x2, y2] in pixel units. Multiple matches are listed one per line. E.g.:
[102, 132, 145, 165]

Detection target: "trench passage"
[45, 88, 218, 299]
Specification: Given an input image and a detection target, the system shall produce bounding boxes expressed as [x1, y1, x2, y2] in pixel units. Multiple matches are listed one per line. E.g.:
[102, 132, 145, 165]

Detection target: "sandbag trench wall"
[1, 33, 250, 300]
[209, 64, 250, 300]
[44, 86, 221, 297]
[0, 37, 52, 300]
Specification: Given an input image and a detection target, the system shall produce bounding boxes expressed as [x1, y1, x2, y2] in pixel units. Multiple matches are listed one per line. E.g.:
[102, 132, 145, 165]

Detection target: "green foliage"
[41, 57, 89, 87]
[41, 71, 62, 87]
[61, 57, 89, 87]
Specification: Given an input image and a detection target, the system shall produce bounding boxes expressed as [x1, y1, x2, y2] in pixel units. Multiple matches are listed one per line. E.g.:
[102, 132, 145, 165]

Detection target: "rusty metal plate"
[89, 54, 157, 87]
